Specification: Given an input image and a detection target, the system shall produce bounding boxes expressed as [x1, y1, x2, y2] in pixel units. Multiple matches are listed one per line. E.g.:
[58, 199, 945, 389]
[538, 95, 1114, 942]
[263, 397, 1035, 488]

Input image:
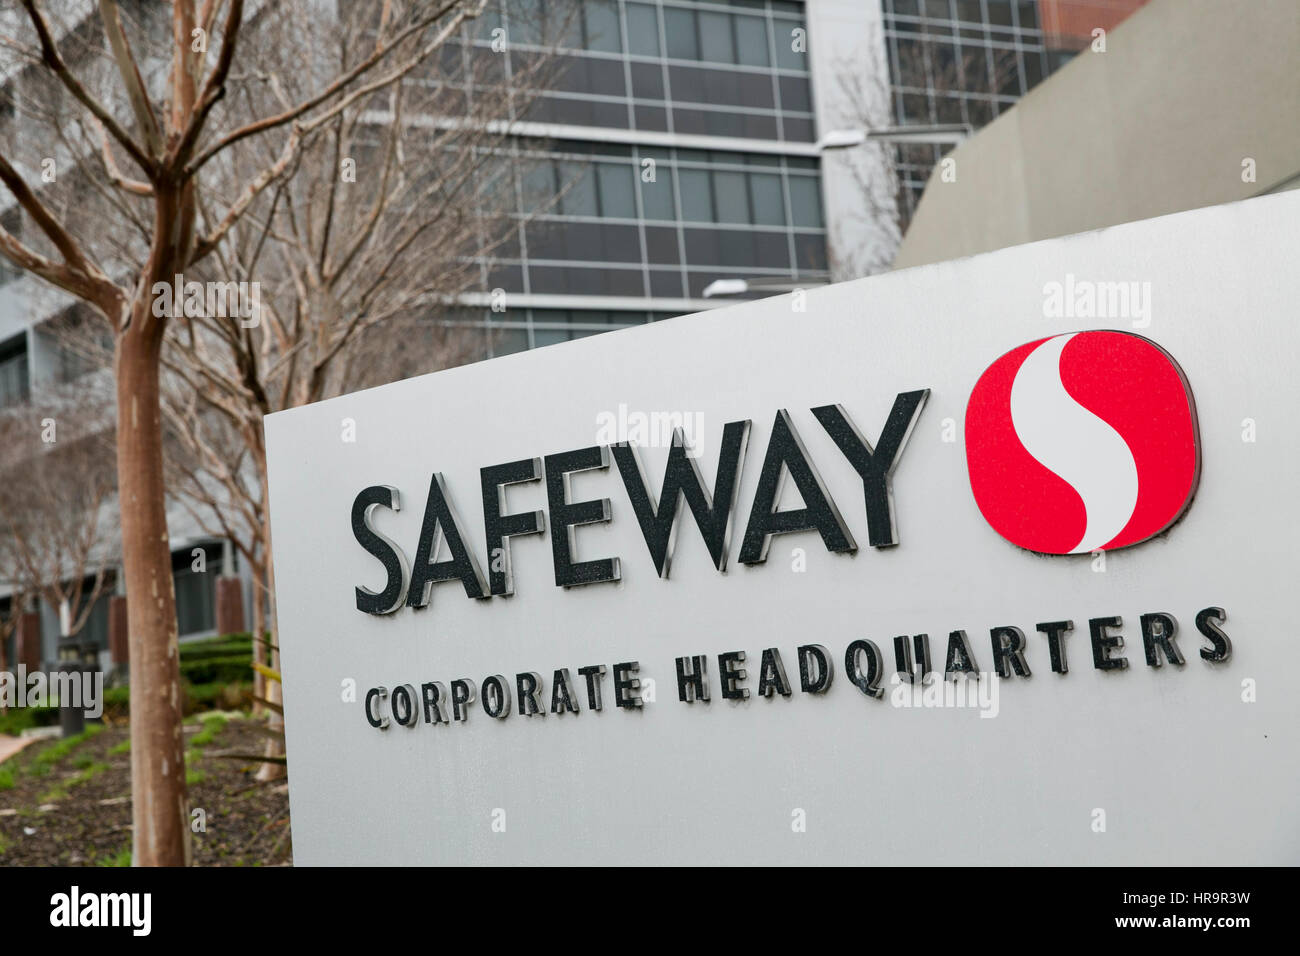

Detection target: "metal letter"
[739, 410, 856, 564]
[481, 458, 545, 596]
[407, 473, 489, 607]
[352, 486, 408, 615]
[544, 447, 622, 588]
[811, 391, 929, 547]
[612, 421, 751, 576]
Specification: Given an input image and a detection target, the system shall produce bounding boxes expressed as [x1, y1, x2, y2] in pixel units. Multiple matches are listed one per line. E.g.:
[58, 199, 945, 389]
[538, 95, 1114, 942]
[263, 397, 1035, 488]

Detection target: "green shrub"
[102, 686, 131, 721]
[0, 708, 36, 736]
[185, 681, 252, 714]
[179, 654, 253, 685]
[0, 702, 60, 735]
[0, 767, 14, 790]
[179, 639, 255, 662]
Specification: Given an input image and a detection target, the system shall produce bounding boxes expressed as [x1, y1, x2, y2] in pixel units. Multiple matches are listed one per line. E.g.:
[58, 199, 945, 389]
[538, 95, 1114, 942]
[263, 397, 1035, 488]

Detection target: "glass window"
[626, 3, 660, 57]
[987, 0, 1014, 27]
[534, 327, 573, 347]
[175, 567, 215, 636]
[520, 158, 557, 213]
[492, 328, 530, 356]
[748, 173, 784, 225]
[734, 15, 769, 67]
[583, 0, 621, 53]
[896, 38, 927, 88]
[558, 161, 598, 216]
[1023, 50, 1044, 89]
[997, 51, 1023, 96]
[0, 335, 30, 408]
[788, 177, 822, 228]
[712, 170, 749, 223]
[698, 12, 735, 64]
[664, 9, 698, 60]
[639, 167, 676, 220]
[596, 162, 636, 218]
[477, 6, 504, 40]
[508, 0, 542, 46]
[677, 168, 712, 222]
[773, 22, 806, 70]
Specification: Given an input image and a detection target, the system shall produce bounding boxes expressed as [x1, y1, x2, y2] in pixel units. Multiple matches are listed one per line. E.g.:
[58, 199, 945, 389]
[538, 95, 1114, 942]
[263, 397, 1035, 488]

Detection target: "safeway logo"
[965, 330, 1200, 555]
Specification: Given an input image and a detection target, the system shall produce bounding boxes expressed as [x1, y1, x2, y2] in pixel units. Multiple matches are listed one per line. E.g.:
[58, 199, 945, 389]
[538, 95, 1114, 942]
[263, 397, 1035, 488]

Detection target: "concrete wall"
[894, 0, 1300, 268]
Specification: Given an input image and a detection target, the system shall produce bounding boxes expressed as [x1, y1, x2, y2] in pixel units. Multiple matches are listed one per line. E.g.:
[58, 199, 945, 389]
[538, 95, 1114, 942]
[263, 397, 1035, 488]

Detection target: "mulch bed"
[0, 715, 292, 866]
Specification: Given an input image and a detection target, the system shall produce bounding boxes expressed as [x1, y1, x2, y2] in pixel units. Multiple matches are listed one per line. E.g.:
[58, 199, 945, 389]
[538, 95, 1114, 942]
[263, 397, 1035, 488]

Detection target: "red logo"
[964, 331, 1199, 554]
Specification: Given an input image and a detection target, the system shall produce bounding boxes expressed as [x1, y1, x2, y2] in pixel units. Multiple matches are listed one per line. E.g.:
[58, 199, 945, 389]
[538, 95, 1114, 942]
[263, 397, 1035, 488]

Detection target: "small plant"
[190, 714, 228, 749]
[0, 766, 14, 790]
[217, 661, 286, 769]
[108, 739, 130, 756]
[38, 760, 108, 803]
[94, 847, 131, 867]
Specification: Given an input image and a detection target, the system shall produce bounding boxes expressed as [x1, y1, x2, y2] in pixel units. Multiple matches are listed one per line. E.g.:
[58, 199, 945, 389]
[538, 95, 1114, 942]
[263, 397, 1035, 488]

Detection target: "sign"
[266, 192, 1300, 865]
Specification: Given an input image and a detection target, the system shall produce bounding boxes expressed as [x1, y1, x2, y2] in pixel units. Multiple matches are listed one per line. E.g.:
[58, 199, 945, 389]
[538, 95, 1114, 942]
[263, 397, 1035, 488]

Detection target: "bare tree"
[0, 0, 495, 865]
[0, 588, 29, 715]
[0, 408, 118, 695]
[831, 25, 1021, 277]
[155, 3, 566, 776]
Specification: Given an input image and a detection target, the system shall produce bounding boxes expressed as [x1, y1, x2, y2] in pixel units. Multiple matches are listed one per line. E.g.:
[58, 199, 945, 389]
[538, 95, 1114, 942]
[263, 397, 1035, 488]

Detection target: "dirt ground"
[0, 715, 291, 866]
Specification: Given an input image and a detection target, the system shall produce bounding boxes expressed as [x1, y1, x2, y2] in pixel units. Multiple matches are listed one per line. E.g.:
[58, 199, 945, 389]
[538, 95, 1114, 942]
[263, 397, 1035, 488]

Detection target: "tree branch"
[19, 0, 156, 177]
[98, 0, 164, 157]
[186, 0, 470, 174]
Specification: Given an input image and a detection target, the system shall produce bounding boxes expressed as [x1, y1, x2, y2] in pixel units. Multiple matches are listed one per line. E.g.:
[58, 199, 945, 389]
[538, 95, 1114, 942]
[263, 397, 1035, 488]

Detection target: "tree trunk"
[117, 314, 191, 867]
[255, 447, 286, 781]
[250, 566, 265, 713]
[0, 620, 8, 714]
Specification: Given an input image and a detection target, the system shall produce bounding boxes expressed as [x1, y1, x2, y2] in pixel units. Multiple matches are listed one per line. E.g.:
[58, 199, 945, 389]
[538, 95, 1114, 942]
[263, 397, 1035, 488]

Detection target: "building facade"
[1, 1, 889, 666]
[880, 0, 1147, 226]
[457, 0, 847, 356]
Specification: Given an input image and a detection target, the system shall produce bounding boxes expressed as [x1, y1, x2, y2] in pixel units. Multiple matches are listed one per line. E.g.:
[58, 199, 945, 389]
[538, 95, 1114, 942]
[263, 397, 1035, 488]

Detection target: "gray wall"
[894, 0, 1300, 268]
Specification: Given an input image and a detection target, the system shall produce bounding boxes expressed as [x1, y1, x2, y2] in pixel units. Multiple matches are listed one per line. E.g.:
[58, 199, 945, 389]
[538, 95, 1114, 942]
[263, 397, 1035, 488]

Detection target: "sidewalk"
[0, 733, 36, 764]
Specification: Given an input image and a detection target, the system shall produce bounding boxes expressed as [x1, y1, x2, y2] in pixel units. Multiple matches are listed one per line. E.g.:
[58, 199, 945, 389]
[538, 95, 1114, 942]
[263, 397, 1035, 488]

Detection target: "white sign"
[266, 192, 1300, 865]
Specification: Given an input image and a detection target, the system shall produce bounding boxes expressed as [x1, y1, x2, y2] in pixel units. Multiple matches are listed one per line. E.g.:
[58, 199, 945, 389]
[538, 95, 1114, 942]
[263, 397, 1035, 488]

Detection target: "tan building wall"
[894, 0, 1300, 269]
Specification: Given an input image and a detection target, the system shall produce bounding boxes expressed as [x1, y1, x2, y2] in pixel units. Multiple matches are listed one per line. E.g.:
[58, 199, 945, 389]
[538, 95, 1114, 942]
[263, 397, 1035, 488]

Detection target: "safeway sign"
[266, 192, 1300, 865]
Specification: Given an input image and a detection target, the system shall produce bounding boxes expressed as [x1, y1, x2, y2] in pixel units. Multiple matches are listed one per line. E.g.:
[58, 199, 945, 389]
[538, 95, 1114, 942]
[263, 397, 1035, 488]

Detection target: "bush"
[184, 680, 252, 714]
[0, 704, 58, 736]
[102, 686, 131, 722]
[178, 654, 252, 685]
[179, 638, 255, 662]
[91, 680, 253, 721]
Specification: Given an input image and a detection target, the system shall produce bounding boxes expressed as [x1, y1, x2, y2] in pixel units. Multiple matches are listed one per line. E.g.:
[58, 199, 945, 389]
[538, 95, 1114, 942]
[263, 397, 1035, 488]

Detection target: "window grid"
[479, 142, 827, 302]
[426, 0, 816, 143]
[396, 3, 825, 351]
[882, 0, 1053, 226]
